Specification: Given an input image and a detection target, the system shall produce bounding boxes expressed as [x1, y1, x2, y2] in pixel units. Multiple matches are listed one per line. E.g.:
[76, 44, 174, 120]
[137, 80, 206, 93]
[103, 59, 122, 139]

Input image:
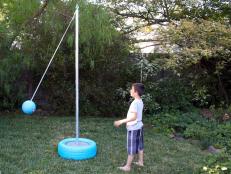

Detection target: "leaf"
[67, 34, 74, 48]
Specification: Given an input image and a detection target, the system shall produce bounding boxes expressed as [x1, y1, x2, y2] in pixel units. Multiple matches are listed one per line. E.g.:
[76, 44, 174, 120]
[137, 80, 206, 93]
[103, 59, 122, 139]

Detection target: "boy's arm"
[114, 112, 137, 128]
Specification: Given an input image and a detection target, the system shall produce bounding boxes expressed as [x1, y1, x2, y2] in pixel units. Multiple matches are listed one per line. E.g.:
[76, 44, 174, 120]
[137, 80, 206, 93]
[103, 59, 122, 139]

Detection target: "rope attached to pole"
[31, 12, 76, 101]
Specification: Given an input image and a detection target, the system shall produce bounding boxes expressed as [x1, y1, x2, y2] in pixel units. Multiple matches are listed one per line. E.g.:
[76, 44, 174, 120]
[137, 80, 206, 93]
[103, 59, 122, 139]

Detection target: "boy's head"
[130, 83, 144, 98]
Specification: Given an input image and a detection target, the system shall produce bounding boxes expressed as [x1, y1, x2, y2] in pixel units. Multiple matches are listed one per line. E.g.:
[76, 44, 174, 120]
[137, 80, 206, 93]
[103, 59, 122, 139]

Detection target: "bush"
[201, 153, 231, 174]
[150, 109, 203, 134]
[184, 121, 231, 151]
[150, 108, 231, 155]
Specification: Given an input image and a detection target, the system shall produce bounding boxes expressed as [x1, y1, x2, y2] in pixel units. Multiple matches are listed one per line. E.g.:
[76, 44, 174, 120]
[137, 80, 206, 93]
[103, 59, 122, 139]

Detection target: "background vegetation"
[0, 0, 230, 173]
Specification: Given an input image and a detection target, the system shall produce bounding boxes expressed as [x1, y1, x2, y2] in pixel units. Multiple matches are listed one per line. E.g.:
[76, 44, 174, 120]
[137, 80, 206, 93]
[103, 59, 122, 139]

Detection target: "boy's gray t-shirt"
[126, 99, 143, 131]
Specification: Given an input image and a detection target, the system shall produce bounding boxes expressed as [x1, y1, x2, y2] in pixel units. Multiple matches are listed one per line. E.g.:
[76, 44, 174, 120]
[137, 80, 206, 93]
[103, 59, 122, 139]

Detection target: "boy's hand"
[114, 120, 122, 128]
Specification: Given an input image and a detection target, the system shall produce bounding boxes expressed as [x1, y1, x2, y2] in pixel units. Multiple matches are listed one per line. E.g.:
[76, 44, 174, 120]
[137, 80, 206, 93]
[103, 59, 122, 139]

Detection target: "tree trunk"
[218, 74, 229, 104]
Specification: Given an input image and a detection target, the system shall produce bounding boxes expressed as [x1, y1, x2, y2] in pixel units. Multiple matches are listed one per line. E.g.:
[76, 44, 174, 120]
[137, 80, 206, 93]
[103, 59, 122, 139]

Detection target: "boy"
[114, 83, 144, 172]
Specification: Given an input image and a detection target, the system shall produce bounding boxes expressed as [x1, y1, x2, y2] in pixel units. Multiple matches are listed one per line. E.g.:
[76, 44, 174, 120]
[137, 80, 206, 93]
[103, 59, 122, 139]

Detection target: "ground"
[0, 115, 208, 174]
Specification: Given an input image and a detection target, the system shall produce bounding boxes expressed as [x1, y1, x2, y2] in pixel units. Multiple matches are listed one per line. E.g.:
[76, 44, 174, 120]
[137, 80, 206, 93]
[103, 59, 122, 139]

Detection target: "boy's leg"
[119, 155, 134, 171]
[134, 127, 144, 166]
[137, 150, 144, 166]
[119, 130, 137, 172]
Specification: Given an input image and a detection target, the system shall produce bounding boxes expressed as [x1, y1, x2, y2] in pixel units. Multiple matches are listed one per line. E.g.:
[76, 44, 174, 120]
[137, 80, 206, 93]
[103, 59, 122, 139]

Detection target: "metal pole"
[75, 5, 79, 139]
[140, 54, 143, 83]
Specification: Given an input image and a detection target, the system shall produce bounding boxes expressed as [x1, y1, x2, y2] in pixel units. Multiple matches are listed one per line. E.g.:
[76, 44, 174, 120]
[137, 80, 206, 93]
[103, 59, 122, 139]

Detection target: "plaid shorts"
[127, 127, 144, 155]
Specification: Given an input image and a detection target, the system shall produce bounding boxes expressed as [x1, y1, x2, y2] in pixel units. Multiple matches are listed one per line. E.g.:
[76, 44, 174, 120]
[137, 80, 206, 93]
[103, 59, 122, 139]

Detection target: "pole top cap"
[76, 4, 79, 9]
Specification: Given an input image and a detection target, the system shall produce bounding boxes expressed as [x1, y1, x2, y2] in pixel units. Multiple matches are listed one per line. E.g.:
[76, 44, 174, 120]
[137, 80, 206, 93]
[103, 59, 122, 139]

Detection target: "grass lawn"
[0, 114, 209, 174]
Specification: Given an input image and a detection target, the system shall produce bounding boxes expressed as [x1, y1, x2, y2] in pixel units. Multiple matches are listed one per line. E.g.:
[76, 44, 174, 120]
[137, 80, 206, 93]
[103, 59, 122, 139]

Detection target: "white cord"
[31, 12, 76, 101]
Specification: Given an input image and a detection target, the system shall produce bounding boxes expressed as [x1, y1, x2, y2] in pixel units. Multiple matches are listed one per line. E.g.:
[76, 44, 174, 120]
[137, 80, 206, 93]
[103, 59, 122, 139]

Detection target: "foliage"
[106, 0, 231, 110]
[150, 109, 203, 134]
[149, 108, 231, 156]
[0, 53, 27, 110]
[0, 18, 27, 110]
[148, 108, 231, 173]
[201, 153, 231, 174]
[161, 19, 231, 106]
[108, 0, 231, 43]
[0, 0, 131, 115]
[130, 53, 193, 113]
[147, 77, 192, 111]
[184, 121, 231, 152]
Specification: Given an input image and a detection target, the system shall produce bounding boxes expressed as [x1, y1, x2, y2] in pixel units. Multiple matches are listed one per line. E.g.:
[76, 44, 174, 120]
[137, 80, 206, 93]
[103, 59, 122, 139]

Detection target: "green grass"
[0, 115, 208, 174]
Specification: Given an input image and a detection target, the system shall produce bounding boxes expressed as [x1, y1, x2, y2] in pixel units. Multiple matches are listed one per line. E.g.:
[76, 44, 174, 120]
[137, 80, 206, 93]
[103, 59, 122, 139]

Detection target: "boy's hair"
[132, 83, 144, 96]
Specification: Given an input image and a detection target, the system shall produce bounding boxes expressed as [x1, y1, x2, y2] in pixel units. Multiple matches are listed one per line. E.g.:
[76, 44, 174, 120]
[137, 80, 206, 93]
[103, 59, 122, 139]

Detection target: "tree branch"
[25, 0, 49, 26]
[122, 24, 148, 35]
[138, 43, 162, 49]
[113, 9, 168, 24]
[10, 0, 49, 47]
[132, 39, 162, 43]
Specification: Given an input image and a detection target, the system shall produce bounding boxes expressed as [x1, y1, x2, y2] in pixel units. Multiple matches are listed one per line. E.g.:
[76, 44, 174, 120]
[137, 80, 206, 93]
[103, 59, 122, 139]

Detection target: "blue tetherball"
[22, 100, 36, 115]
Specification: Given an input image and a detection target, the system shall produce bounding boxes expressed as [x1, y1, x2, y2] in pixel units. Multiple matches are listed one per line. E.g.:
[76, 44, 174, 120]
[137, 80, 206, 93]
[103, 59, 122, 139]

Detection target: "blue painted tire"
[58, 138, 97, 160]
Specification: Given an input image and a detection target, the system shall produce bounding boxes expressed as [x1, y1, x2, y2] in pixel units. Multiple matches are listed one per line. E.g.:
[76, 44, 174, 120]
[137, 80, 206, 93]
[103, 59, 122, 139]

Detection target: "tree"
[107, 0, 231, 107]
[107, 0, 231, 45]
[161, 20, 231, 106]
[0, 0, 131, 115]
